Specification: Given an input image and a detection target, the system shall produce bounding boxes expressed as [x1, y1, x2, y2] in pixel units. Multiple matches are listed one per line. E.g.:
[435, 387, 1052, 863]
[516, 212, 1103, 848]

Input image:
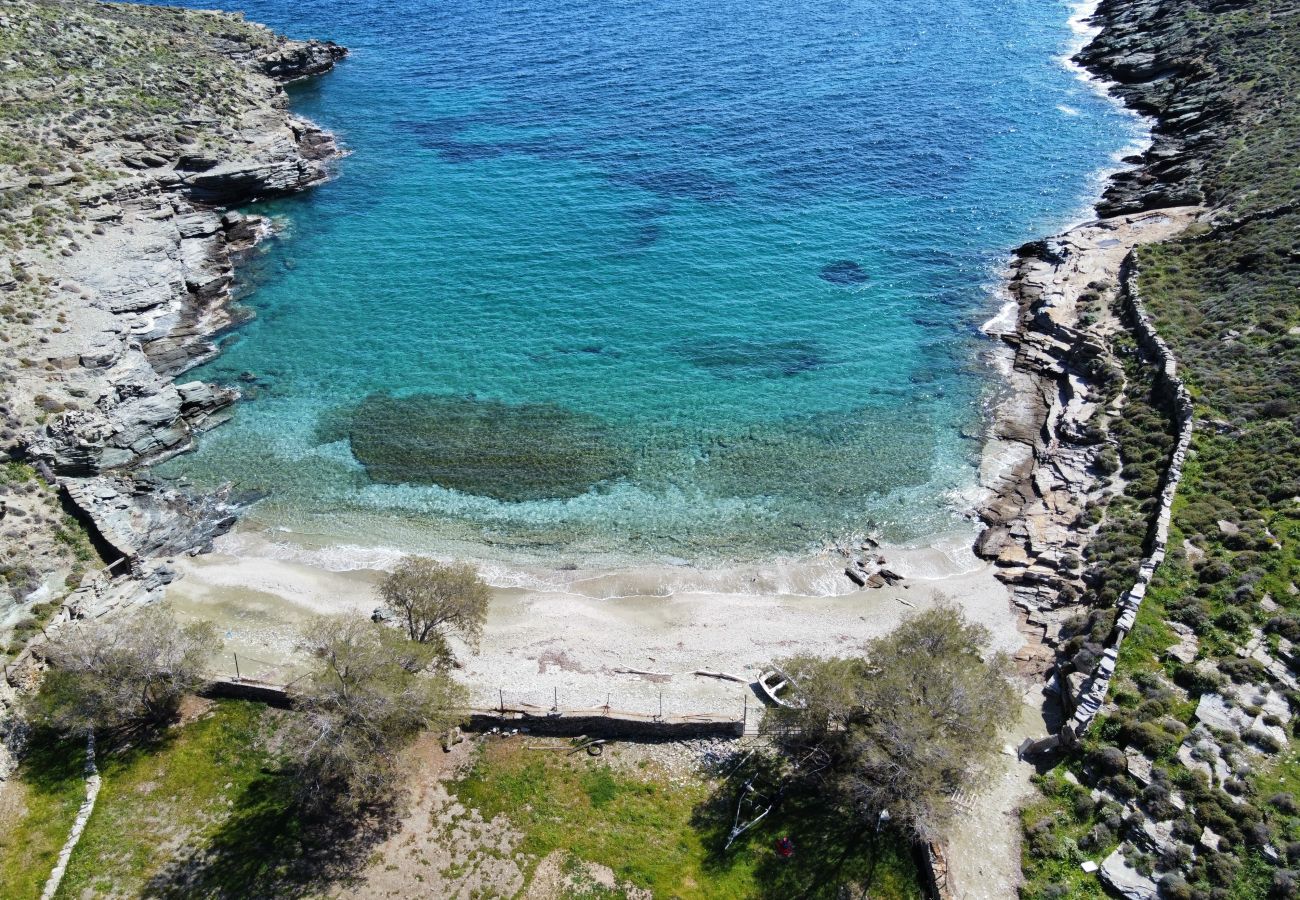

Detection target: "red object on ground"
[775, 837, 795, 858]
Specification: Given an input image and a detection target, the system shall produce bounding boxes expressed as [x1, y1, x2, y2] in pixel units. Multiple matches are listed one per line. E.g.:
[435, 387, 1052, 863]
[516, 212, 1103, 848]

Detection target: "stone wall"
[466, 708, 745, 741]
[1057, 252, 1195, 743]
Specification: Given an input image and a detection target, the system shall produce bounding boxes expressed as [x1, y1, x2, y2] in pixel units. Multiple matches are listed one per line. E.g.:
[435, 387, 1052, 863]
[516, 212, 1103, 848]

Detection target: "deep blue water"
[158, 0, 1139, 564]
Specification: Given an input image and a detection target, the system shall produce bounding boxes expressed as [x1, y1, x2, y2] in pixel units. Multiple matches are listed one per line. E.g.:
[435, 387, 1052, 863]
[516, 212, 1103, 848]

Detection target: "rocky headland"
[975, 0, 1300, 896]
[0, 0, 344, 649]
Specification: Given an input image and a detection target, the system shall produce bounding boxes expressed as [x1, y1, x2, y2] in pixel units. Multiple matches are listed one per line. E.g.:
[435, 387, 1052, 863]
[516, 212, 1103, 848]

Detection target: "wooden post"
[553, 686, 559, 712]
[658, 690, 663, 721]
[233, 653, 240, 681]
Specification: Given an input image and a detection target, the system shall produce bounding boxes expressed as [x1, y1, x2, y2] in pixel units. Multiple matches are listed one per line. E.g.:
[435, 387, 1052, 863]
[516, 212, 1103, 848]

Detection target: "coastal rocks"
[257, 39, 348, 83]
[22, 349, 237, 475]
[0, 0, 346, 628]
[179, 114, 341, 204]
[1075, 0, 1239, 217]
[62, 474, 238, 567]
[844, 551, 903, 589]
[977, 210, 1196, 661]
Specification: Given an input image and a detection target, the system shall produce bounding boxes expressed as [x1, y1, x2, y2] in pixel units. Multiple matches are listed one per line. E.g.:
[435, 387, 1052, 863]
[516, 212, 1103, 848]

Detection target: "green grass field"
[0, 701, 296, 900]
[450, 739, 923, 900]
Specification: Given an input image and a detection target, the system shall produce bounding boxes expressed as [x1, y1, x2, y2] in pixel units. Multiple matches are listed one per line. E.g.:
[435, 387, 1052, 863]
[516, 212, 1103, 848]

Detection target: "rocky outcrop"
[258, 39, 348, 83]
[0, 1, 345, 629]
[1076, 0, 1239, 217]
[975, 0, 1220, 756]
[61, 475, 239, 571]
[977, 209, 1196, 679]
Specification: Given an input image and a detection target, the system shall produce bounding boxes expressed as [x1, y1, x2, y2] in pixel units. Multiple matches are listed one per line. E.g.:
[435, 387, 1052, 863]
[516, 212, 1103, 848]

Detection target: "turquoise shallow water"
[158, 0, 1139, 564]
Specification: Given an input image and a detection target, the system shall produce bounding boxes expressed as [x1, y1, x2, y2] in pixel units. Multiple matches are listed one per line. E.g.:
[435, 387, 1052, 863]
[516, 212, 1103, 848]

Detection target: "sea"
[156, 0, 1143, 570]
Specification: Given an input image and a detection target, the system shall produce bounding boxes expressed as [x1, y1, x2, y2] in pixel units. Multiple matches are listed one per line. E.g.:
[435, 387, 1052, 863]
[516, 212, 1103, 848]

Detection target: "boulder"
[1100, 848, 1159, 900]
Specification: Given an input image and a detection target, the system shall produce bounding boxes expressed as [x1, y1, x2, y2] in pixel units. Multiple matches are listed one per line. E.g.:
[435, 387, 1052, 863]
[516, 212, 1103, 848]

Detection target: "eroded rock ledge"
[977, 209, 1197, 677]
[0, 0, 346, 622]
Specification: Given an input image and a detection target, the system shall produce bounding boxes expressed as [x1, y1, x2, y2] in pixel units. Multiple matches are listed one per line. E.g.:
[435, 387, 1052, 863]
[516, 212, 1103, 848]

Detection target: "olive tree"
[284, 615, 465, 811]
[376, 557, 490, 661]
[764, 602, 1016, 840]
[28, 603, 220, 736]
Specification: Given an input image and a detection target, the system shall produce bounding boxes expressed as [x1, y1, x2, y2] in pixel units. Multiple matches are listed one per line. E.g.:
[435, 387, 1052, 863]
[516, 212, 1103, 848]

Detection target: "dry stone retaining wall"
[1060, 252, 1195, 741]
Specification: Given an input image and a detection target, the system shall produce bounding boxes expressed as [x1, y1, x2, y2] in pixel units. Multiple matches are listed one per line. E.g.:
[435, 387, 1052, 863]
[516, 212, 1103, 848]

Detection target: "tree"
[376, 557, 490, 660]
[284, 615, 465, 811]
[764, 602, 1016, 841]
[28, 603, 219, 736]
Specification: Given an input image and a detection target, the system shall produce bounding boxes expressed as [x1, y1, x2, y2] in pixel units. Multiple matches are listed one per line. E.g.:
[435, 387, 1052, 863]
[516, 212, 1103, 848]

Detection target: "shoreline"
[32, 0, 1148, 699]
[167, 530, 1022, 716]
[199, 501, 990, 597]
[0, 1, 1214, 896]
[0, 4, 347, 646]
[0, 0, 1181, 710]
[947, 0, 1216, 892]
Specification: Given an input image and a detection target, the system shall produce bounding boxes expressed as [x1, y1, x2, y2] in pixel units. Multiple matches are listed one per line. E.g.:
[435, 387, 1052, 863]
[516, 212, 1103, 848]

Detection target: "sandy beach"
[165, 522, 1024, 719]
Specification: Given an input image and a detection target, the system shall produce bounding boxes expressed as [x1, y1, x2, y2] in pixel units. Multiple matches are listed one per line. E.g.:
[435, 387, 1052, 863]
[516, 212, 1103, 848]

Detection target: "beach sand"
[165, 523, 1024, 719]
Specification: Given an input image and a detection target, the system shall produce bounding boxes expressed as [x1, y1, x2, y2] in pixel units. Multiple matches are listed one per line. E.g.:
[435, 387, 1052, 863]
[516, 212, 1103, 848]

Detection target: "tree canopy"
[284, 615, 465, 811]
[376, 557, 490, 661]
[764, 603, 1016, 841]
[28, 603, 219, 736]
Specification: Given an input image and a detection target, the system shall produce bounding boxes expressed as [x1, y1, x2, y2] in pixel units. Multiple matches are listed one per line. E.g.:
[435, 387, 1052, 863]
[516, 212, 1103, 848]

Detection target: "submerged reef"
[819, 259, 870, 286]
[345, 393, 630, 501]
[673, 338, 827, 379]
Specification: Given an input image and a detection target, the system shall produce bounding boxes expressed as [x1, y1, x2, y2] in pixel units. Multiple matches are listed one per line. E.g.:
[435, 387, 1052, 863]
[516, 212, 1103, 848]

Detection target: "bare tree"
[284, 615, 465, 811]
[28, 603, 220, 736]
[764, 602, 1016, 841]
[376, 557, 490, 660]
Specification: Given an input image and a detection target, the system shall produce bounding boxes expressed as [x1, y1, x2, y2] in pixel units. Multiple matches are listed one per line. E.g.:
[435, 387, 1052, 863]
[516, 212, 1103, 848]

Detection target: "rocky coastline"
[975, 0, 1223, 716]
[0, 1, 345, 639]
[976, 0, 1283, 758]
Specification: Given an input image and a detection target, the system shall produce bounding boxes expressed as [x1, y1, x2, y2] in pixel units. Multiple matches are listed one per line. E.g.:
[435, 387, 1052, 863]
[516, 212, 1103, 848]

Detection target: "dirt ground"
[334, 733, 667, 900]
[943, 687, 1050, 900]
[327, 734, 526, 900]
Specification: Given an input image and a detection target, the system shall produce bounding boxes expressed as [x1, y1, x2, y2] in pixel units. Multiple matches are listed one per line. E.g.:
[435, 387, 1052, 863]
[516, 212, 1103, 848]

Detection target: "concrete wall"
[466, 708, 744, 741]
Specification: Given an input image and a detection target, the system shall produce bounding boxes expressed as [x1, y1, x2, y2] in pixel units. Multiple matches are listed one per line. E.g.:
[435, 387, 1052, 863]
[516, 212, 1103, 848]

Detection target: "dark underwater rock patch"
[819, 259, 870, 286]
[694, 406, 935, 502]
[611, 169, 736, 202]
[346, 393, 628, 502]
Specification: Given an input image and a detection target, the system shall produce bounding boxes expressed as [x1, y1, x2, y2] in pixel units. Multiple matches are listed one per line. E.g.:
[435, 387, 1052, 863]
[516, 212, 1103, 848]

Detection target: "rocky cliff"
[0, 0, 345, 635]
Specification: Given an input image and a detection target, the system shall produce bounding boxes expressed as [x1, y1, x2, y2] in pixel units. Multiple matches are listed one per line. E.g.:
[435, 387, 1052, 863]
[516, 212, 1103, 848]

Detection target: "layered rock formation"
[0, 0, 345, 632]
[976, 0, 1255, 710]
[980, 0, 1300, 895]
[978, 208, 1196, 676]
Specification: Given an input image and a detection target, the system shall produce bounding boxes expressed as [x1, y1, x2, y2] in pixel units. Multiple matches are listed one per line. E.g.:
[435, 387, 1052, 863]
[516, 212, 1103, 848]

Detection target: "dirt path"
[943, 692, 1047, 899]
[329, 736, 527, 900]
